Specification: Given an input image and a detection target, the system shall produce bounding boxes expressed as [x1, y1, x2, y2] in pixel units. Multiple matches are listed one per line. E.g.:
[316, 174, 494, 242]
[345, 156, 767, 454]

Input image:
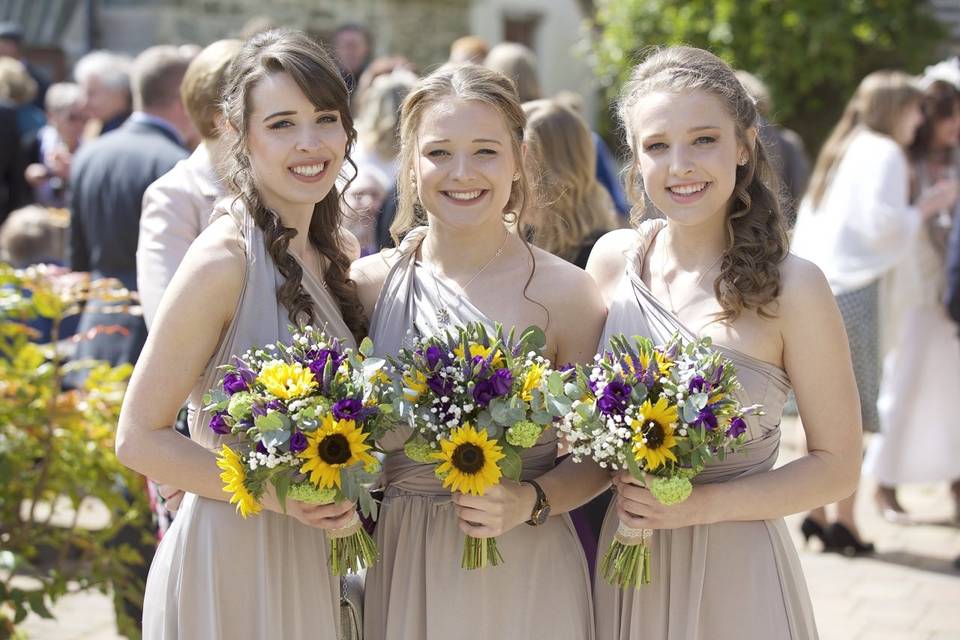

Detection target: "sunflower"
[298, 414, 377, 489]
[256, 360, 317, 400]
[432, 423, 505, 496]
[403, 369, 428, 401]
[217, 445, 262, 518]
[454, 342, 504, 367]
[631, 396, 680, 471]
[519, 363, 545, 401]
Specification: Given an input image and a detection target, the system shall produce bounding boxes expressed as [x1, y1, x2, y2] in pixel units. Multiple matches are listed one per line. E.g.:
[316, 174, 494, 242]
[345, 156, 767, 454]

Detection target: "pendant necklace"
[426, 231, 509, 326]
[655, 236, 723, 316]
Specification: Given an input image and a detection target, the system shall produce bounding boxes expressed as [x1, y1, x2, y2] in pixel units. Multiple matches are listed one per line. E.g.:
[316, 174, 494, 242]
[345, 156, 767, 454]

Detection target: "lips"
[442, 189, 487, 203]
[290, 161, 328, 177]
[667, 182, 708, 195]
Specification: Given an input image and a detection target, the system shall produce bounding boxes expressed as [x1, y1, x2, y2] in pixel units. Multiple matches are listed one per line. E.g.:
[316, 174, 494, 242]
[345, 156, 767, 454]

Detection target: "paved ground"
[20, 416, 960, 639]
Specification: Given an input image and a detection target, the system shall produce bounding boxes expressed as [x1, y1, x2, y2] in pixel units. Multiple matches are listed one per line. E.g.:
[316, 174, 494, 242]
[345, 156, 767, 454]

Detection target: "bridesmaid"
[351, 64, 608, 640]
[586, 47, 861, 639]
[115, 30, 363, 638]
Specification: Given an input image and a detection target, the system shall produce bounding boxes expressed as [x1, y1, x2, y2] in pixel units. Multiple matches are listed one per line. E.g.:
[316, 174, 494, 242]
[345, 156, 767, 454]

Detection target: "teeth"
[669, 182, 706, 195]
[446, 190, 483, 201]
[291, 162, 326, 177]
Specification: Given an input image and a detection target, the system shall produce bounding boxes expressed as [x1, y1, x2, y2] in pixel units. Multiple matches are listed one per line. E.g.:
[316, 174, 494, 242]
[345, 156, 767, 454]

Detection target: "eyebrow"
[262, 107, 333, 122]
[421, 138, 504, 145]
[642, 125, 722, 138]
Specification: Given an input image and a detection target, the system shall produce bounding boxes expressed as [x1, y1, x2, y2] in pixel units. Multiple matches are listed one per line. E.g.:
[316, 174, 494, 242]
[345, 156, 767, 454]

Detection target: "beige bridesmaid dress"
[363, 228, 595, 640]
[141, 201, 354, 639]
[593, 220, 819, 640]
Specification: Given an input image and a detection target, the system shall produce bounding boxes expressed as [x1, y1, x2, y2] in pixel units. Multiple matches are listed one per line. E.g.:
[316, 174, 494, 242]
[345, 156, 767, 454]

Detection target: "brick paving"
[21, 417, 960, 639]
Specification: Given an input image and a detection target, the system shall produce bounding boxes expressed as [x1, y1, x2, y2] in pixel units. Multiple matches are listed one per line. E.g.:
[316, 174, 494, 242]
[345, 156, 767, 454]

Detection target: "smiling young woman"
[114, 29, 364, 638]
[350, 64, 608, 640]
[585, 46, 861, 640]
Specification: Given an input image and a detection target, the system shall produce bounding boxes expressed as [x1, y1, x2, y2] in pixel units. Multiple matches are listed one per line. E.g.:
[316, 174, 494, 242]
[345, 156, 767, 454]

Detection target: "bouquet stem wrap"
[462, 535, 504, 570]
[327, 512, 378, 576]
[600, 523, 653, 588]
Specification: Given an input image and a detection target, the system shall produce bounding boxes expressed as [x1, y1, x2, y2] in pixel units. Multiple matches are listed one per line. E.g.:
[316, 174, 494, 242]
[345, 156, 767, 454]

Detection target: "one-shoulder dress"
[141, 202, 355, 639]
[594, 220, 818, 640]
[363, 228, 595, 640]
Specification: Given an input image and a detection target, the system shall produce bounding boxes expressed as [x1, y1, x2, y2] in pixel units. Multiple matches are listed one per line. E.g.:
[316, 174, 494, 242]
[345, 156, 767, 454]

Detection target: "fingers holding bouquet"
[612, 473, 699, 531]
[285, 498, 359, 530]
[452, 480, 536, 538]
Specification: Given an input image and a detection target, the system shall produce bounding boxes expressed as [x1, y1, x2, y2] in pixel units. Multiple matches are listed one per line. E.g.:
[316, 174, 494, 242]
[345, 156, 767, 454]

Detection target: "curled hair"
[221, 28, 365, 338]
[617, 46, 789, 322]
[523, 98, 616, 263]
[909, 79, 960, 162]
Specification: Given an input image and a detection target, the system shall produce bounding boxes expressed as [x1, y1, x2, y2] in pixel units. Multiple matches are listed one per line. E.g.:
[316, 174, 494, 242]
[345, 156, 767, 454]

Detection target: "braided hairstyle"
[618, 46, 789, 322]
[221, 28, 365, 338]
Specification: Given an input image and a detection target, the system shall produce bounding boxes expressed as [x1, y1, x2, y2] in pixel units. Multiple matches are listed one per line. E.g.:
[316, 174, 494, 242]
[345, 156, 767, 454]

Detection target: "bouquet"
[557, 333, 759, 588]
[391, 322, 571, 569]
[202, 325, 396, 575]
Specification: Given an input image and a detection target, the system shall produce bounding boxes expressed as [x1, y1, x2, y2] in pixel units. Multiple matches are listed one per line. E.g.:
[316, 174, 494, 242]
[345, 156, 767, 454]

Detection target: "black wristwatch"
[523, 479, 551, 526]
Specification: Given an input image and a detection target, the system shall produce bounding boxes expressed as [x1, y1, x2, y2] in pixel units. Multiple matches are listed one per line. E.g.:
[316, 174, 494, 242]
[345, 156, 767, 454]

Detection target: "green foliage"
[585, 0, 947, 148]
[0, 264, 149, 637]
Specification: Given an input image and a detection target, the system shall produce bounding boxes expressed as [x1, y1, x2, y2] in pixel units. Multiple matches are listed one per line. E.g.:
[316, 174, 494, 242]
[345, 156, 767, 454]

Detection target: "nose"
[296, 123, 324, 153]
[669, 146, 695, 176]
[450, 152, 472, 181]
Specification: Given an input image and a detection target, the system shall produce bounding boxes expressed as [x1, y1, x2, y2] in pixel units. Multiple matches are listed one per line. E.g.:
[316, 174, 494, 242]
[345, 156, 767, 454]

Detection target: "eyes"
[267, 113, 340, 130]
[425, 147, 499, 158]
[643, 136, 717, 152]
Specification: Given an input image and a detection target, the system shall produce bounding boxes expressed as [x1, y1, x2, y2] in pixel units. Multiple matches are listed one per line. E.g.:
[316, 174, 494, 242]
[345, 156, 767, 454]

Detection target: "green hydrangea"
[227, 391, 256, 420]
[648, 476, 692, 506]
[404, 437, 437, 463]
[288, 483, 338, 505]
[505, 421, 543, 448]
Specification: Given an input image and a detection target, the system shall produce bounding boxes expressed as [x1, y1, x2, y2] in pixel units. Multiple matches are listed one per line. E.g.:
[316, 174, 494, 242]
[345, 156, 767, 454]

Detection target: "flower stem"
[461, 535, 503, 569]
[328, 528, 378, 575]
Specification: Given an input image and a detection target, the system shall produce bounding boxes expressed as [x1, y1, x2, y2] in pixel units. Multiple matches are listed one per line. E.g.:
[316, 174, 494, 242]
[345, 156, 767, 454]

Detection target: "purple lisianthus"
[490, 368, 513, 396]
[208, 412, 230, 435]
[256, 440, 268, 455]
[332, 397, 364, 421]
[424, 345, 448, 370]
[471, 378, 497, 406]
[222, 372, 250, 395]
[266, 399, 286, 413]
[694, 408, 718, 431]
[726, 416, 747, 438]
[598, 379, 632, 416]
[288, 431, 308, 454]
[308, 348, 343, 378]
[427, 375, 454, 398]
[252, 402, 267, 418]
[688, 375, 708, 394]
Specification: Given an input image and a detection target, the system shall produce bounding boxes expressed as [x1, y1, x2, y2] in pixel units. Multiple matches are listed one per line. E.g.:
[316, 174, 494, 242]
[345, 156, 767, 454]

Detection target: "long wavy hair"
[523, 98, 616, 263]
[807, 71, 921, 209]
[618, 46, 789, 322]
[909, 79, 960, 163]
[221, 28, 365, 338]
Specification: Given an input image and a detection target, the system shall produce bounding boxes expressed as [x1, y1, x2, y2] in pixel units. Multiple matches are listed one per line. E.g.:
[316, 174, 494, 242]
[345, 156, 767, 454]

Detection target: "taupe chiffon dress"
[594, 220, 818, 640]
[363, 228, 595, 640]
[141, 201, 354, 639]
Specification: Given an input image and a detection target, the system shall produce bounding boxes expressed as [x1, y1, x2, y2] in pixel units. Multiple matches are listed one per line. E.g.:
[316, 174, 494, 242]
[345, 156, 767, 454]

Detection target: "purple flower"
[222, 372, 249, 395]
[711, 364, 725, 385]
[558, 363, 575, 374]
[266, 399, 286, 413]
[427, 375, 454, 398]
[308, 348, 343, 378]
[425, 345, 447, 370]
[694, 408, 718, 431]
[252, 402, 267, 418]
[332, 397, 364, 421]
[289, 431, 308, 454]
[726, 416, 747, 438]
[208, 412, 230, 435]
[688, 376, 708, 394]
[598, 379, 632, 417]
[490, 368, 513, 396]
[256, 440, 268, 455]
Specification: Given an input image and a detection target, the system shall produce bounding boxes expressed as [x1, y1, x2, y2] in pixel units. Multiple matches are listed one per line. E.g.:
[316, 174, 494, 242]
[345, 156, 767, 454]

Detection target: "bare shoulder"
[778, 253, 834, 314]
[584, 228, 640, 295]
[349, 248, 403, 319]
[173, 215, 245, 301]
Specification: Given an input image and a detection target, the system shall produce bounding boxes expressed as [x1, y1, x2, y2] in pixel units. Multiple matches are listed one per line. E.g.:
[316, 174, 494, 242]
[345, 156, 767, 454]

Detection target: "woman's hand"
[452, 480, 537, 538]
[612, 471, 708, 530]
[157, 483, 185, 513]
[283, 499, 359, 530]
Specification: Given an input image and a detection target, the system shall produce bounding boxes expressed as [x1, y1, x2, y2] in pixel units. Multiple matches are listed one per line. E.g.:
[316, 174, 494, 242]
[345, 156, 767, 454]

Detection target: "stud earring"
[737, 156, 747, 166]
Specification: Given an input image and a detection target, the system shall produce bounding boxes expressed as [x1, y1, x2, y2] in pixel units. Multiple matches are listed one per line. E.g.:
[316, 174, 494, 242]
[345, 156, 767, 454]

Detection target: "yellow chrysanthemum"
[632, 396, 680, 471]
[256, 360, 317, 400]
[370, 370, 391, 384]
[403, 369, 428, 401]
[298, 414, 377, 489]
[216, 445, 262, 518]
[432, 423, 505, 496]
[520, 363, 545, 401]
[454, 343, 504, 367]
[633, 350, 674, 375]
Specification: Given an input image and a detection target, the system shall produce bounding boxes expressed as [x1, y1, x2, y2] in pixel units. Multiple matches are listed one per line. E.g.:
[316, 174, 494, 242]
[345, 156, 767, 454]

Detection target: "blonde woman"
[352, 68, 418, 181]
[523, 98, 617, 267]
[352, 64, 607, 640]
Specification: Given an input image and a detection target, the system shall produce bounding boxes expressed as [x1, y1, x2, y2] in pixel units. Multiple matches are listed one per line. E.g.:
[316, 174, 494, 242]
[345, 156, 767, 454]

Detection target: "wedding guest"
[587, 46, 860, 638]
[352, 68, 417, 182]
[116, 29, 363, 638]
[0, 56, 45, 138]
[73, 50, 133, 135]
[0, 204, 62, 267]
[0, 22, 50, 109]
[449, 35, 489, 65]
[792, 71, 958, 546]
[864, 79, 960, 522]
[352, 63, 608, 640]
[484, 42, 541, 103]
[23, 82, 88, 208]
[332, 22, 373, 92]
[342, 163, 389, 256]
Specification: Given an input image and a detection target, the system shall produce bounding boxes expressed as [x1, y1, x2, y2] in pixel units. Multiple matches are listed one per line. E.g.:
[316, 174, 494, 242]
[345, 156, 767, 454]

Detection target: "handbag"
[340, 572, 364, 640]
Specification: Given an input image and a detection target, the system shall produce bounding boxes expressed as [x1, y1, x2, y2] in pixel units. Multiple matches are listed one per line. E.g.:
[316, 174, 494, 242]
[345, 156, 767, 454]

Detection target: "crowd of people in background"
[2, 12, 960, 634]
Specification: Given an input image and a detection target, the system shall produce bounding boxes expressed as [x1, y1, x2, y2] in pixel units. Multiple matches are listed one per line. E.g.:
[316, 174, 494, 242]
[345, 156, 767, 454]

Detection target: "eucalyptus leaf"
[261, 429, 290, 450]
[691, 392, 709, 410]
[518, 325, 546, 354]
[499, 443, 522, 481]
[547, 371, 564, 396]
[254, 411, 284, 432]
[681, 400, 699, 424]
[359, 337, 374, 357]
[563, 382, 580, 399]
[625, 449, 644, 481]
[272, 473, 290, 514]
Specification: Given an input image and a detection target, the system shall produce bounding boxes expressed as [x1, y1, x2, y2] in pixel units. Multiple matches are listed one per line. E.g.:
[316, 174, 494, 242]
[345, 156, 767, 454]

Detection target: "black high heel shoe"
[800, 517, 831, 550]
[826, 522, 875, 557]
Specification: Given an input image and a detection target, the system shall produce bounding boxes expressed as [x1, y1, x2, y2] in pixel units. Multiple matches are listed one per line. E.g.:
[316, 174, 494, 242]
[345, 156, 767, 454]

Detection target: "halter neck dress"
[141, 200, 355, 639]
[594, 220, 818, 640]
[363, 227, 595, 640]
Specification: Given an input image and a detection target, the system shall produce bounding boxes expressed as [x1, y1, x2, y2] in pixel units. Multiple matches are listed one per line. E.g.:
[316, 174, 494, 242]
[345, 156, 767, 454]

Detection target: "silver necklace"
[655, 237, 723, 315]
[425, 231, 509, 326]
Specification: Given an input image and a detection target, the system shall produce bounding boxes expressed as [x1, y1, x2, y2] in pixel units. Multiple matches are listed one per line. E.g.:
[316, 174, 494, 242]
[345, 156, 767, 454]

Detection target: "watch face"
[532, 504, 551, 525]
